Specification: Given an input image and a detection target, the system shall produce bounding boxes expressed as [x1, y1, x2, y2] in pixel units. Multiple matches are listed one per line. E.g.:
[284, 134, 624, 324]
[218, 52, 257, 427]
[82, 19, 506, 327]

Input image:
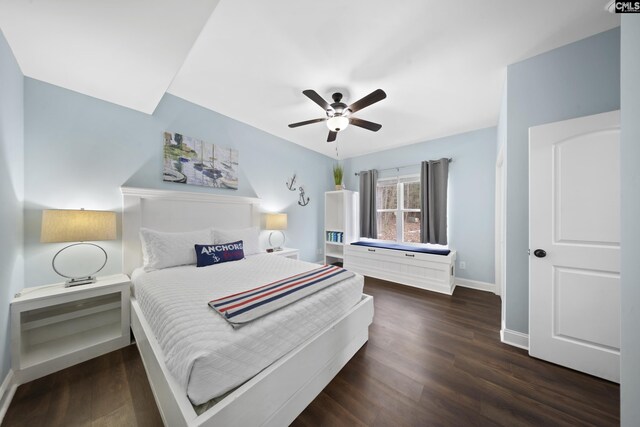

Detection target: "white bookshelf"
[11, 274, 131, 383]
[324, 190, 359, 265]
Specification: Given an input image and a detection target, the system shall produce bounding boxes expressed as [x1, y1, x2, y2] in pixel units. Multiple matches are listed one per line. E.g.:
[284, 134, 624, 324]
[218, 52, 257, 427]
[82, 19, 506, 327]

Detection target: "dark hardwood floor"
[294, 279, 619, 426]
[3, 340, 162, 427]
[3, 278, 619, 426]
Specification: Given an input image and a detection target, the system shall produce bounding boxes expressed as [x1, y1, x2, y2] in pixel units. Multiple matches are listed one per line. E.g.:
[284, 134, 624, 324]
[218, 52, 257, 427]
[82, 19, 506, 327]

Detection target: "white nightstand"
[268, 247, 299, 260]
[11, 274, 131, 384]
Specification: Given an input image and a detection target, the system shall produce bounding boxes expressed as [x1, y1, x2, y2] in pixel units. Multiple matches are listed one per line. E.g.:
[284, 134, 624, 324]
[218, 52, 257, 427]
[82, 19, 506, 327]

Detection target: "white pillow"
[215, 227, 260, 255]
[139, 227, 215, 271]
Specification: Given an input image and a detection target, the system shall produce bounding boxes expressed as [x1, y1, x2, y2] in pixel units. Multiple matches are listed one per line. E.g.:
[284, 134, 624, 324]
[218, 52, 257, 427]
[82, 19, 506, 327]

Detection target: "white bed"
[132, 254, 364, 405]
[122, 187, 374, 426]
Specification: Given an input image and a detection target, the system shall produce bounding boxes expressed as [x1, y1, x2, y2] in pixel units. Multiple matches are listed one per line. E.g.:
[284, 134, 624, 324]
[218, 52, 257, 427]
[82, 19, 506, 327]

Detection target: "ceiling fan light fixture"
[291, 89, 386, 142]
[326, 115, 349, 132]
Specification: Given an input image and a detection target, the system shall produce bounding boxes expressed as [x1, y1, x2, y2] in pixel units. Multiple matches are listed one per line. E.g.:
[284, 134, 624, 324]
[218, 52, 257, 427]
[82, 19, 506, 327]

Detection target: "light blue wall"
[503, 28, 620, 334]
[0, 30, 24, 380]
[24, 79, 335, 287]
[343, 127, 496, 284]
[620, 16, 640, 427]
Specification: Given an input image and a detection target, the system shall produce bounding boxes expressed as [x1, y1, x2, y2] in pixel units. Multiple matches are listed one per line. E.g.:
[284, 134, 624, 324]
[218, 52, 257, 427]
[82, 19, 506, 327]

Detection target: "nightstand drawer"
[267, 247, 299, 260]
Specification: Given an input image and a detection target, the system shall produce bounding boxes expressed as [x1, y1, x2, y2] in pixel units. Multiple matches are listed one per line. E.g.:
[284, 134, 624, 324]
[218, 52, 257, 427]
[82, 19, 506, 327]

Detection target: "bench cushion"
[350, 240, 451, 256]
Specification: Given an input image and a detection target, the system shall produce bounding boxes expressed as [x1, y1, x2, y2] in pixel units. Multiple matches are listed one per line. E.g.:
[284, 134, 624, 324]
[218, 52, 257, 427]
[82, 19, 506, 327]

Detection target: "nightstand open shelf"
[11, 274, 131, 383]
[21, 292, 120, 331]
[21, 322, 122, 370]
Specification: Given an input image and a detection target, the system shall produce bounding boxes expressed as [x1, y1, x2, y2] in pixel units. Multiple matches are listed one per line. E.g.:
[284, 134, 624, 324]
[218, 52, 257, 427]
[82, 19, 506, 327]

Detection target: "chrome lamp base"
[65, 276, 97, 287]
[268, 231, 285, 251]
[52, 242, 108, 287]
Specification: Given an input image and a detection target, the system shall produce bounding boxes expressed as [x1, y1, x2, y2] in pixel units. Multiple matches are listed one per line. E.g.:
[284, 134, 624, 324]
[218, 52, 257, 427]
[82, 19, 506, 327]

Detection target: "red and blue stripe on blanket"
[208, 264, 355, 327]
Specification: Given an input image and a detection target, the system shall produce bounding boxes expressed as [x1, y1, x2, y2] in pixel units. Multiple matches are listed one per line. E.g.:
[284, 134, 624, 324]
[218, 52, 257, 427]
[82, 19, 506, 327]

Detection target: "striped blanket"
[209, 265, 354, 327]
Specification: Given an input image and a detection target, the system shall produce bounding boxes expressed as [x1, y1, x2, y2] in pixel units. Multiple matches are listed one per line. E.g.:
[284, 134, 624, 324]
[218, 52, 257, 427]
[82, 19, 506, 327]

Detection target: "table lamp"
[265, 213, 287, 251]
[41, 208, 117, 287]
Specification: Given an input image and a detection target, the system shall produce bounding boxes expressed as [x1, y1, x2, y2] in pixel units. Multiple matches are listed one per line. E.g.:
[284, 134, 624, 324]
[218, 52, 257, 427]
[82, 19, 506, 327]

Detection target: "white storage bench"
[344, 241, 457, 295]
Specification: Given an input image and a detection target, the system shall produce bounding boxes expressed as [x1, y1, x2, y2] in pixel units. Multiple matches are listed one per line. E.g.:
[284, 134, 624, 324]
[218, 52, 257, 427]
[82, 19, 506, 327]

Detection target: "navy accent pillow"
[195, 240, 245, 267]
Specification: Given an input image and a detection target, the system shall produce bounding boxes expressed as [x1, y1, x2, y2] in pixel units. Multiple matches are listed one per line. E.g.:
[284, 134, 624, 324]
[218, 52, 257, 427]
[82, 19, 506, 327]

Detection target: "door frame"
[495, 144, 506, 319]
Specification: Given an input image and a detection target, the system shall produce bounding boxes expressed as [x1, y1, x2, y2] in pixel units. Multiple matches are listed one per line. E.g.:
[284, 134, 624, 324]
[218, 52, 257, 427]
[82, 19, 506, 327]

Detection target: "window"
[376, 176, 421, 243]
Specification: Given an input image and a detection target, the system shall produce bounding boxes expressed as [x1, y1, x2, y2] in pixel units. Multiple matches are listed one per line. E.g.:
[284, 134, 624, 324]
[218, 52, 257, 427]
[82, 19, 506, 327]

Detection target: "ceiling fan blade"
[349, 117, 382, 132]
[288, 118, 326, 128]
[347, 89, 387, 114]
[327, 131, 337, 143]
[303, 90, 331, 111]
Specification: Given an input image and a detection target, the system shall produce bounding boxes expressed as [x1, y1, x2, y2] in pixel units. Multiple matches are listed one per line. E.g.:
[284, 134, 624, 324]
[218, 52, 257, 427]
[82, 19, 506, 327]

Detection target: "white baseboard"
[501, 328, 529, 350]
[455, 278, 497, 294]
[0, 369, 17, 424]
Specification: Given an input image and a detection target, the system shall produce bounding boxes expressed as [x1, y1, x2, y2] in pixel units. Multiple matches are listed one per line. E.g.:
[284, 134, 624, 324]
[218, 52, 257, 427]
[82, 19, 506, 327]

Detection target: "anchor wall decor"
[286, 174, 297, 191]
[297, 186, 310, 207]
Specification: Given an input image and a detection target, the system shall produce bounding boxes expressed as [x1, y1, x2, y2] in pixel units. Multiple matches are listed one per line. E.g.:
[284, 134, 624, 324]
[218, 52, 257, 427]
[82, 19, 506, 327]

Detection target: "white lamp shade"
[326, 116, 349, 132]
[41, 209, 117, 243]
[265, 213, 287, 231]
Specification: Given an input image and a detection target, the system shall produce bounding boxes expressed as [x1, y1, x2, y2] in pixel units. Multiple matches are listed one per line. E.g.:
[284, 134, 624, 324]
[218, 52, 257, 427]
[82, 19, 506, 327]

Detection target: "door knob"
[533, 249, 547, 258]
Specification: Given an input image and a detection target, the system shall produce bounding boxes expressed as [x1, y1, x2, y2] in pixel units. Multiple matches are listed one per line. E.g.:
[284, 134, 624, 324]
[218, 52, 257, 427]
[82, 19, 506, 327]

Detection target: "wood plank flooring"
[3, 343, 162, 427]
[3, 277, 619, 426]
[294, 279, 619, 426]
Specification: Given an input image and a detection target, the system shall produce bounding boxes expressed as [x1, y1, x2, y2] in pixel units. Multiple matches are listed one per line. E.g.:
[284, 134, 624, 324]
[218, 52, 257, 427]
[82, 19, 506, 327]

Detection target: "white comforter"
[132, 254, 364, 405]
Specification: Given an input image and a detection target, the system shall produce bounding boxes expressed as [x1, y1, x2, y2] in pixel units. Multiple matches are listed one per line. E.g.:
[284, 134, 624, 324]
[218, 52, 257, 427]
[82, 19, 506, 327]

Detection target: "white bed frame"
[121, 187, 374, 427]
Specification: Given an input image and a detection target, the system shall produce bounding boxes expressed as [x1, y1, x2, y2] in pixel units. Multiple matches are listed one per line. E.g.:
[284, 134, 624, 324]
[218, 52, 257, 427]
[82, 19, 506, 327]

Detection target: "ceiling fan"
[288, 89, 387, 142]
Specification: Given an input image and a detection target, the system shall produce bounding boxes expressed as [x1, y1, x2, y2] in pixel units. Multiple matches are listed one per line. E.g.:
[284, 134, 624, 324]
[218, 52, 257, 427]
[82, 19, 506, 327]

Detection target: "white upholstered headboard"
[121, 187, 261, 275]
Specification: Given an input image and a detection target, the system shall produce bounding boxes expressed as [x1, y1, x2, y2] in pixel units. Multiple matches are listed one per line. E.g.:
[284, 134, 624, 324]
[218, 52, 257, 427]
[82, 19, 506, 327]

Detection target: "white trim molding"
[455, 278, 497, 294]
[120, 186, 261, 205]
[0, 369, 17, 423]
[501, 328, 529, 350]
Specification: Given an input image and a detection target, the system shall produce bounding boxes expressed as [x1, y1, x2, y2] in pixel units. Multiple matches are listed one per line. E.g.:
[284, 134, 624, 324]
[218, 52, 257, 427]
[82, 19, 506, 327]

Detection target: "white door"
[529, 110, 620, 383]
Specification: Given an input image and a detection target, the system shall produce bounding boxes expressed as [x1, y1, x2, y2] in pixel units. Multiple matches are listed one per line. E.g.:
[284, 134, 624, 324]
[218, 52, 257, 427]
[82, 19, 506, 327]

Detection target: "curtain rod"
[353, 158, 453, 176]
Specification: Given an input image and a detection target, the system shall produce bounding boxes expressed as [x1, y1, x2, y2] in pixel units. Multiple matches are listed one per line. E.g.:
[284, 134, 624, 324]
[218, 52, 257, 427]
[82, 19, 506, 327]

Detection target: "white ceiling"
[0, 0, 221, 114]
[0, 1, 619, 158]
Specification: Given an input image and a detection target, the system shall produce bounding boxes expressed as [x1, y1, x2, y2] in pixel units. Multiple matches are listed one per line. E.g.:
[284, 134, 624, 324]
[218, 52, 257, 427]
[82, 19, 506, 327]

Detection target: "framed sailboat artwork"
[162, 131, 239, 190]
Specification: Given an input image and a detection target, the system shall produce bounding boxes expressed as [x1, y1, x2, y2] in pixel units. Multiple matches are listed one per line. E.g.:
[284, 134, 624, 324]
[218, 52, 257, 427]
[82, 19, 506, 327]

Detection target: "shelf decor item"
[40, 209, 117, 287]
[333, 164, 344, 190]
[265, 213, 288, 251]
